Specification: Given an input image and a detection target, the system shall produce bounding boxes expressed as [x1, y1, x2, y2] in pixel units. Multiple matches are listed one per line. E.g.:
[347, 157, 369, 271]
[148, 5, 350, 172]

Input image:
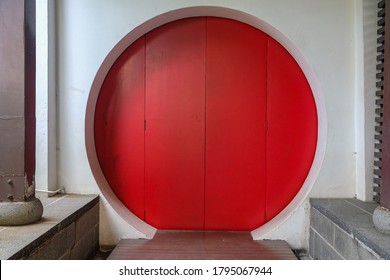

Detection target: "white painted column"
[355, 0, 377, 201]
[36, 0, 57, 195]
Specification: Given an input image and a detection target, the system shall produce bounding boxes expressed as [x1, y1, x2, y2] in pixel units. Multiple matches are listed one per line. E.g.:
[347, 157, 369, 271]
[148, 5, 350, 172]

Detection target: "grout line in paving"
[310, 227, 345, 260]
[343, 199, 373, 216]
[44, 194, 68, 208]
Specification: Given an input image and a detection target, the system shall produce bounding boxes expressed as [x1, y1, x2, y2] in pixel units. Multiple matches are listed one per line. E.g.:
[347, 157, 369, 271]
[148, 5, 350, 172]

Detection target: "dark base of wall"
[310, 198, 390, 260]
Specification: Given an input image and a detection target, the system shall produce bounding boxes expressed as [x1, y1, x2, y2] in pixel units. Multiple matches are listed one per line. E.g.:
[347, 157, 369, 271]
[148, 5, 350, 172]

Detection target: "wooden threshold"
[108, 230, 297, 260]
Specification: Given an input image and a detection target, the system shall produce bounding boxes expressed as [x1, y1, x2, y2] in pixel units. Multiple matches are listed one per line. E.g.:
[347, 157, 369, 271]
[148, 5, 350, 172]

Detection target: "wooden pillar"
[0, 0, 42, 225]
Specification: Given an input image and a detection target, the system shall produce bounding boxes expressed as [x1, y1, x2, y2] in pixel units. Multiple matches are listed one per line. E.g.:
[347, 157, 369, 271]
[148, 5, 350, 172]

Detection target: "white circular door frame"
[85, 6, 327, 239]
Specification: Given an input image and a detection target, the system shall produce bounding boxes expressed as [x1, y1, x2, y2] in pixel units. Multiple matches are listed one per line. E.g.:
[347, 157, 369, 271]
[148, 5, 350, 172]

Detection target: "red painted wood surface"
[205, 18, 268, 230]
[95, 37, 146, 219]
[145, 18, 206, 229]
[94, 17, 318, 231]
[266, 38, 318, 221]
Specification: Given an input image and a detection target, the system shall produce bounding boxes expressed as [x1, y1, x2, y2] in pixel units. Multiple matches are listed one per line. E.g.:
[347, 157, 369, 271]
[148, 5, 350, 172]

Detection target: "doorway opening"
[93, 17, 317, 231]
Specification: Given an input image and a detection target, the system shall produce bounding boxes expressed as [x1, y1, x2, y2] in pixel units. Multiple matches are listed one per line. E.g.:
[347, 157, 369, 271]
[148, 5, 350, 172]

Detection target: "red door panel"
[94, 37, 146, 219]
[205, 18, 268, 230]
[145, 18, 206, 229]
[266, 38, 318, 221]
[94, 17, 318, 231]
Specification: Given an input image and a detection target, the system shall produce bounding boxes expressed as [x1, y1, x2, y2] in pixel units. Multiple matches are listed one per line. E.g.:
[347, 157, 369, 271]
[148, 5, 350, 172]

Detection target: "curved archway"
[86, 7, 327, 239]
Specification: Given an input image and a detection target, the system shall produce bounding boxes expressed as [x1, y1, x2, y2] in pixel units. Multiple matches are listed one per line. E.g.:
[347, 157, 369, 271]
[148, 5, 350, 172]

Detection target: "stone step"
[0, 194, 99, 260]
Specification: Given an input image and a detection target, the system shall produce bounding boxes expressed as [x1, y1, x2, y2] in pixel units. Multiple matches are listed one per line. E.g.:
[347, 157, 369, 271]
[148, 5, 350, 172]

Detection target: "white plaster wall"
[36, 0, 57, 194]
[362, 0, 377, 202]
[56, 0, 358, 248]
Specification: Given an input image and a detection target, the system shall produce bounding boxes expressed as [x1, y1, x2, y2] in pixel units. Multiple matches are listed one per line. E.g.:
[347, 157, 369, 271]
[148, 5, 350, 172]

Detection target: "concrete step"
[310, 198, 390, 260]
[0, 194, 99, 260]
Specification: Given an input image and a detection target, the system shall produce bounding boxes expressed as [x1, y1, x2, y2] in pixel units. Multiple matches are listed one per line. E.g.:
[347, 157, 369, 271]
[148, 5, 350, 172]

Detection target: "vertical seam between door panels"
[203, 17, 208, 230]
[143, 35, 147, 222]
[265, 37, 270, 223]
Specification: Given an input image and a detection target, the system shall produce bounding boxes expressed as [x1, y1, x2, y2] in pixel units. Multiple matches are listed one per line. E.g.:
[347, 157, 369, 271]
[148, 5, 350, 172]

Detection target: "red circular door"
[94, 17, 317, 230]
